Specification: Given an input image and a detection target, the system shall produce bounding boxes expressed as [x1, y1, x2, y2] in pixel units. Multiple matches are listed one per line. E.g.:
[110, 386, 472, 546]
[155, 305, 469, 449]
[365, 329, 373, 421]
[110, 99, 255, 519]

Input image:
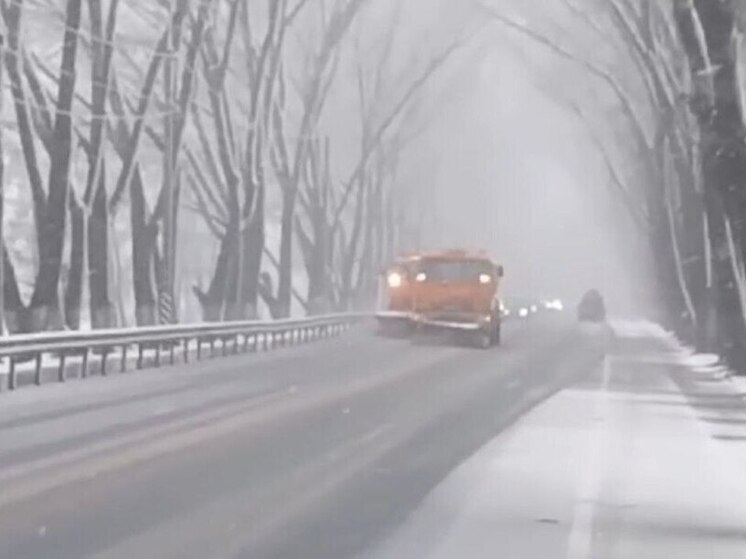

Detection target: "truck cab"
[410, 250, 504, 348]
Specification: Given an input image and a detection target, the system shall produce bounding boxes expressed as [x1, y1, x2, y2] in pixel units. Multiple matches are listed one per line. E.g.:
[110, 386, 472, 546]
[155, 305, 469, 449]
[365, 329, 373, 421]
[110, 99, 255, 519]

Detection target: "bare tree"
[675, 0, 746, 366]
[106, 0, 207, 326]
[190, 0, 301, 321]
[1, 0, 83, 332]
[331, 31, 471, 309]
[268, 0, 369, 318]
[61, 0, 121, 330]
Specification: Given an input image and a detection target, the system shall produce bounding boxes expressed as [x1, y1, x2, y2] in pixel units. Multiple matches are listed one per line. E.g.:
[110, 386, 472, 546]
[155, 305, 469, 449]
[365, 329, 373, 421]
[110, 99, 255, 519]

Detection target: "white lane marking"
[566, 356, 611, 559]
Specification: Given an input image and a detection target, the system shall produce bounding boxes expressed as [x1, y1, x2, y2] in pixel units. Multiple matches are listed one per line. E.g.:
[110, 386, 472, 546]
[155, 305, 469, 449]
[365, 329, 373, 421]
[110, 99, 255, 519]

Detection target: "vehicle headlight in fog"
[479, 273, 492, 284]
[530, 305, 538, 313]
[519, 308, 529, 318]
[553, 299, 564, 311]
[415, 272, 427, 283]
[387, 272, 403, 288]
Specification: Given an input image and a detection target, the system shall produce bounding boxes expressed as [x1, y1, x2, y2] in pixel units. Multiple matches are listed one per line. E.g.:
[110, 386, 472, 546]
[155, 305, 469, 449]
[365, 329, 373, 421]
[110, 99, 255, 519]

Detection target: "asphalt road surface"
[0, 316, 604, 559]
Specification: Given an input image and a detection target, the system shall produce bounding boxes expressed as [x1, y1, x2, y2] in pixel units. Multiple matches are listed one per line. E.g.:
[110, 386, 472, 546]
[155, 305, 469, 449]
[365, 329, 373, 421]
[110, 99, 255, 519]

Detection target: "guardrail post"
[137, 343, 144, 369]
[58, 354, 66, 382]
[81, 348, 90, 379]
[196, 338, 202, 360]
[221, 337, 228, 357]
[183, 338, 189, 363]
[121, 346, 128, 372]
[154, 343, 161, 367]
[209, 337, 215, 357]
[34, 353, 43, 386]
[8, 357, 16, 390]
[101, 347, 109, 376]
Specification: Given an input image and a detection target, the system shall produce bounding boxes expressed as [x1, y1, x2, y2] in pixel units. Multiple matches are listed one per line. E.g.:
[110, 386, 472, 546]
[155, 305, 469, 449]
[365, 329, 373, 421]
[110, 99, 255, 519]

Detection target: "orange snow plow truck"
[376, 250, 504, 347]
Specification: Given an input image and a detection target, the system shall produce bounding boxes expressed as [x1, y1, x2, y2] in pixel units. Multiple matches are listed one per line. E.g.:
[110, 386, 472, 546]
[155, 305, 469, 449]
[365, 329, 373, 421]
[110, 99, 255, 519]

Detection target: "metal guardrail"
[0, 314, 365, 391]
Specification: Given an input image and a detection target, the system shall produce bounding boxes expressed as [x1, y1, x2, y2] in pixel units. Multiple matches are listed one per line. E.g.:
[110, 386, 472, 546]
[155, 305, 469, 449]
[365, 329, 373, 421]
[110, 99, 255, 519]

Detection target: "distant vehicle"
[577, 289, 606, 323]
[505, 297, 538, 319]
[543, 298, 564, 311]
[408, 249, 504, 348]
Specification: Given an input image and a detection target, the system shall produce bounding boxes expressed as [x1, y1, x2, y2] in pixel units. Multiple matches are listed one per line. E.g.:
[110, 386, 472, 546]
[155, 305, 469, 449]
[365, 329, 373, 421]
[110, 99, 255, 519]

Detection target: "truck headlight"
[479, 273, 492, 284]
[415, 272, 427, 283]
[387, 272, 403, 288]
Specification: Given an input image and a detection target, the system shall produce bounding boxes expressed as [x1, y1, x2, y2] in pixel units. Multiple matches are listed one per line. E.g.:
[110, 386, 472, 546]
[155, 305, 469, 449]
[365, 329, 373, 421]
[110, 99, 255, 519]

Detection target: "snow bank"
[610, 319, 732, 380]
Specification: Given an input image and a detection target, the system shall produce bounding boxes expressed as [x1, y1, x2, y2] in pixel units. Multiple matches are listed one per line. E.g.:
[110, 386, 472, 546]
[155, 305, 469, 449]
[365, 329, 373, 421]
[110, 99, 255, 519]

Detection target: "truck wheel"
[492, 324, 502, 346]
[473, 330, 492, 349]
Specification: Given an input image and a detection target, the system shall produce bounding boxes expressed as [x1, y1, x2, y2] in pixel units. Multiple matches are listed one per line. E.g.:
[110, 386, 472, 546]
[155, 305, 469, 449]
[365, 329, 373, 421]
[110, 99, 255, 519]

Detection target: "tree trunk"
[65, 196, 85, 330]
[303, 208, 329, 315]
[277, 190, 295, 318]
[89, 164, 111, 328]
[194, 220, 238, 322]
[340, 177, 367, 309]
[3, 247, 25, 334]
[131, 170, 157, 325]
[240, 185, 265, 319]
[30, 0, 82, 327]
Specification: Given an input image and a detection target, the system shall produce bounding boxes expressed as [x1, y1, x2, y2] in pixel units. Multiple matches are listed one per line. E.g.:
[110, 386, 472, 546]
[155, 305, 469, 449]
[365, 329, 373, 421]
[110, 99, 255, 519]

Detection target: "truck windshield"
[418, 259, 494, 282]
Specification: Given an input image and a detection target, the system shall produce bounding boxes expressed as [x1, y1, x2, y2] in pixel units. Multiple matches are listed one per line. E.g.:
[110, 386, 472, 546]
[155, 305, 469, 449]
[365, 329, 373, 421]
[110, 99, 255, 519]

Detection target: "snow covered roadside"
[364, 320, 746, 559]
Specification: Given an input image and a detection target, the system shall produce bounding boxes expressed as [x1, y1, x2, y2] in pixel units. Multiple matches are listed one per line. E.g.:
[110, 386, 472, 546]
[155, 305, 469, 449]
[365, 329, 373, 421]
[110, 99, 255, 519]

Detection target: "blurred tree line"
[0, 0, 470, 333]
[481, 0, 746, 371]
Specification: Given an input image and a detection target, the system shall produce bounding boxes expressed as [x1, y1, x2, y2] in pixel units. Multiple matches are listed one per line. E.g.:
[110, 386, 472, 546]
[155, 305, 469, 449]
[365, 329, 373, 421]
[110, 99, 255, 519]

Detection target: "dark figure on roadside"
[577, 289, 606, 323]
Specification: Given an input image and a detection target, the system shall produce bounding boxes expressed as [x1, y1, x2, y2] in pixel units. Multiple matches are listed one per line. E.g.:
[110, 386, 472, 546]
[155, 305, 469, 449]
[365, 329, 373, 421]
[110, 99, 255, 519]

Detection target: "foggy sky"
[396, 5, 654, 314]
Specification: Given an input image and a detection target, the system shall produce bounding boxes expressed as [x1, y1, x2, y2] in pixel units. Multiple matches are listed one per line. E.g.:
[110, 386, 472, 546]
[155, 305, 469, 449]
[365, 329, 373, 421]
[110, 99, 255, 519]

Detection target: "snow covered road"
[0, 316, 605, 559]
[367, 322, 746, 559]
